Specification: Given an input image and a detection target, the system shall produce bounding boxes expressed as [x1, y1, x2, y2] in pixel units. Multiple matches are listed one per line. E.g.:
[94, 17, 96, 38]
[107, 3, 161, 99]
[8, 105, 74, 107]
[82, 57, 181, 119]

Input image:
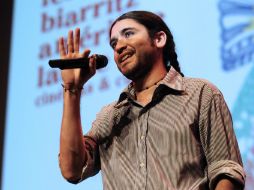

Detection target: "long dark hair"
[109, 10, 184, 76]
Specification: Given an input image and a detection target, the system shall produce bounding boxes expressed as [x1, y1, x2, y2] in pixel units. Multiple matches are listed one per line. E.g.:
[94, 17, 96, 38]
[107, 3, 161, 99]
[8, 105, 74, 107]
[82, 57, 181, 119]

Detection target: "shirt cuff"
[208, 160, 246, 189]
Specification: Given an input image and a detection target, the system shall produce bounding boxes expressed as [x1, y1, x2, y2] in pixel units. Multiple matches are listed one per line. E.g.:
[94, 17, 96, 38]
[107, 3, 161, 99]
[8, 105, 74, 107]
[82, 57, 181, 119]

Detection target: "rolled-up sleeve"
[79, 103, 116, 182]
[199, 90, 246, 189]
[79, 135, 100, 182]
[208, 160, 245, 189]
[58, 135, 100, 184]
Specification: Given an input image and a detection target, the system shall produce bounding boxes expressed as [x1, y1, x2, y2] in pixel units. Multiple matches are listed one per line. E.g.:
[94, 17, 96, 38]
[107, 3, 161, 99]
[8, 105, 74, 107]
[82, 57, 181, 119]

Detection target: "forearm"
[58, 28, 97, 182]
[59, 90, 86, 181]
[214, 177, 243, 190]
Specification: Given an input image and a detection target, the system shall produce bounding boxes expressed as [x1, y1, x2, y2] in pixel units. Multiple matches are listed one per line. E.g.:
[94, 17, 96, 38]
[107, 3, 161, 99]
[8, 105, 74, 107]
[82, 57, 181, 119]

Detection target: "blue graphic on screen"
[219, 0, 254, 188]
[219, 0, 254, 71]
[232, 68, 254, 188]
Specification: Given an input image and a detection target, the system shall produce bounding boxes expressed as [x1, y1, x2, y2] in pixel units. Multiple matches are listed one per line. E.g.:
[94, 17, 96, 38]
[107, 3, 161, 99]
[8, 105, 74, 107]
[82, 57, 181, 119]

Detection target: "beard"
[121, 62, 152, 81]
[119, 52, 156, 81]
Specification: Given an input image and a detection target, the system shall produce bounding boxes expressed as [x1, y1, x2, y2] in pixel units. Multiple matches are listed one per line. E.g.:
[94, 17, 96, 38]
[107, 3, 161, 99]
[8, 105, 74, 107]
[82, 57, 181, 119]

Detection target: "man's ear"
[154, 31, 167, 48]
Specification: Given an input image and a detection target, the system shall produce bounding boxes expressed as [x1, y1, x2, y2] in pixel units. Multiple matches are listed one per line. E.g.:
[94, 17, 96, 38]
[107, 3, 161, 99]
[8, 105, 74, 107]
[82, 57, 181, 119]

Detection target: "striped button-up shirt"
[78, 67, 245, 190]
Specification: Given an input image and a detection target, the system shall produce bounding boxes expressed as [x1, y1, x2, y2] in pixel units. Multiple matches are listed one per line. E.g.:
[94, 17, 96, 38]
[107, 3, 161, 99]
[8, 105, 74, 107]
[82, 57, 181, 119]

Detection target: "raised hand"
[59, 28, 96, 88]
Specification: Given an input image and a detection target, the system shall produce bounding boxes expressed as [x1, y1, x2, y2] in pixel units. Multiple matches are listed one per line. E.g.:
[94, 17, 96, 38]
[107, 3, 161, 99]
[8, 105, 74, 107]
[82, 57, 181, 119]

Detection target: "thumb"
[81, 49, 91, 58]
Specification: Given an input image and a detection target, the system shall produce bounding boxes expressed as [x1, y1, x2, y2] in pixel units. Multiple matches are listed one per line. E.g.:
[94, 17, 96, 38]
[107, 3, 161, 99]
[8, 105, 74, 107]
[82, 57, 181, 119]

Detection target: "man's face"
[110, 19, 159, 80]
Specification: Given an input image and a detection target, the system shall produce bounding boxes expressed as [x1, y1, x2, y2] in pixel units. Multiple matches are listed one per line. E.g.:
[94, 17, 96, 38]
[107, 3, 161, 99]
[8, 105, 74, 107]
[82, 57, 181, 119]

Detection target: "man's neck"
[133, 65, 167, 106]
[133, 63, 167, 91]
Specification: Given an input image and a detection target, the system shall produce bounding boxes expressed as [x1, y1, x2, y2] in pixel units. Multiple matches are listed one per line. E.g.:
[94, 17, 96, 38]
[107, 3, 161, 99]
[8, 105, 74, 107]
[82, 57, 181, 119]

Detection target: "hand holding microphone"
[52, 28, 108, 87]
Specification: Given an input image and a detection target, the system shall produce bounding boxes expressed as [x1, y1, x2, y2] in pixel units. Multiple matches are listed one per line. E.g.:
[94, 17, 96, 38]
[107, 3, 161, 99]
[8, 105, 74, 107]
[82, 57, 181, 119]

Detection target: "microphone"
[48, 54, 108, 70]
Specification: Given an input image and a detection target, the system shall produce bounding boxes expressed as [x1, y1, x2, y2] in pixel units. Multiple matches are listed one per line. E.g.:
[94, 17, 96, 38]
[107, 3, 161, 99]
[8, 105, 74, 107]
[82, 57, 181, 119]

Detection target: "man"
[58, 11, 246, 189]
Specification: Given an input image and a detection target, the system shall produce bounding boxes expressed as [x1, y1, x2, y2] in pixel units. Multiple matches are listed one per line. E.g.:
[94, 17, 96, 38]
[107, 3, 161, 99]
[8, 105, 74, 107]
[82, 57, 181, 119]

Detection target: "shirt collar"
[114, 66, 185, 108]
[161, 66, 185, 92]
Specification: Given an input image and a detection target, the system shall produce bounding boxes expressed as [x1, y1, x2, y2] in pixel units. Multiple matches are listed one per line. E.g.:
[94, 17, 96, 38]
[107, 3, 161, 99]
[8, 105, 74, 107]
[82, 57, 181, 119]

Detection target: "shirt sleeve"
[79, 102, 116, 182]
[78, 135, 100, 182]
[199, 89, 246, 189]
[57, 135, 100, 184]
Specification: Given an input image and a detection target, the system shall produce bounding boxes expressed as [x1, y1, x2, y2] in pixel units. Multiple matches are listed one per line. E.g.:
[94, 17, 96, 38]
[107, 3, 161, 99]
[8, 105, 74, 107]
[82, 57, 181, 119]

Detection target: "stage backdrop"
[2, 0, 254, 189]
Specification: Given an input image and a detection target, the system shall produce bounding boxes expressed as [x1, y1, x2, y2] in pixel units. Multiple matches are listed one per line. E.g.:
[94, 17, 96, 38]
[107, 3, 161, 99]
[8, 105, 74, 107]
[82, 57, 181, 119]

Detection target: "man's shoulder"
[98, 101, 118, 115]
[89, 100, 118, 140]
[183, 77, 222, 96]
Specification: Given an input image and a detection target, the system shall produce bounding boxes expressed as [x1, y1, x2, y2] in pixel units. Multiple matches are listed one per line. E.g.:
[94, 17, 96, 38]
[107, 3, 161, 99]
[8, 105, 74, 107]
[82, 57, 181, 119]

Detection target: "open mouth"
[119, 51, 134, 64]
[121, 54, 132, 62]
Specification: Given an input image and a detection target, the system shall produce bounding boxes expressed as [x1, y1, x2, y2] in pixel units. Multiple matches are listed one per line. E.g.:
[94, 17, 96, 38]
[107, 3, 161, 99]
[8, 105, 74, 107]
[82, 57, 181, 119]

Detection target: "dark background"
[0, 1, 13, 189]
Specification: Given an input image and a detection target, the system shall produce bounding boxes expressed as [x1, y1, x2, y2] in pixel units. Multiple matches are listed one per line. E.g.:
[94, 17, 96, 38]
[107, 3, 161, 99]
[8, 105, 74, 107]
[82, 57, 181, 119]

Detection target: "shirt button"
[140, 162, 145, 168]
[141, 135, 145, 140]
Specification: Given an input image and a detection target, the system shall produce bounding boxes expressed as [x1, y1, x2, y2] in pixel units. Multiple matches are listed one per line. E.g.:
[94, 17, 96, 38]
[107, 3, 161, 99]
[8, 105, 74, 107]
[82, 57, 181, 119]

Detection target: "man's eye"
[110, 41, 116, 49]
[124, 31, 134, 38]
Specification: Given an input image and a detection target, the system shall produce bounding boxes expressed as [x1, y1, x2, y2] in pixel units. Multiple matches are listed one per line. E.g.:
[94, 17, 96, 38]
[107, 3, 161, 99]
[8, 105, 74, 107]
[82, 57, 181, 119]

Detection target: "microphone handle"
[48, 57, 104, 70]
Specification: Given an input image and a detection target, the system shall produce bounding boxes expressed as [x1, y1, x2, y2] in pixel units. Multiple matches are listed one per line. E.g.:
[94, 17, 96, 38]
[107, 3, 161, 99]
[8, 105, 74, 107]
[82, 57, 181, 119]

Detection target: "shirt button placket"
[139, 111, 148, 189]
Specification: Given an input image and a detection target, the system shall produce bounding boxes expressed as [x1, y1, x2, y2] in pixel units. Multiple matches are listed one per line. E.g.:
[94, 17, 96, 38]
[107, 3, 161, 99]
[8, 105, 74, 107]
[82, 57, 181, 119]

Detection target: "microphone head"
[95, 54, 108, 69]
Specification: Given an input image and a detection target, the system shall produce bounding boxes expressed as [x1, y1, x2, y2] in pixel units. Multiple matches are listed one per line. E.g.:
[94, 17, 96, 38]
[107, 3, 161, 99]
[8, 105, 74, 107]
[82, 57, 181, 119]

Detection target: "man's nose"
[115, 40, 127, 54]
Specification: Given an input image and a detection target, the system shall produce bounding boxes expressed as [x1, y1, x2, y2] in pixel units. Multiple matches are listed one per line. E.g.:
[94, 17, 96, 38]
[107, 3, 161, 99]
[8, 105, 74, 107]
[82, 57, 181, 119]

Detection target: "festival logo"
[219, 0, 254, 188]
